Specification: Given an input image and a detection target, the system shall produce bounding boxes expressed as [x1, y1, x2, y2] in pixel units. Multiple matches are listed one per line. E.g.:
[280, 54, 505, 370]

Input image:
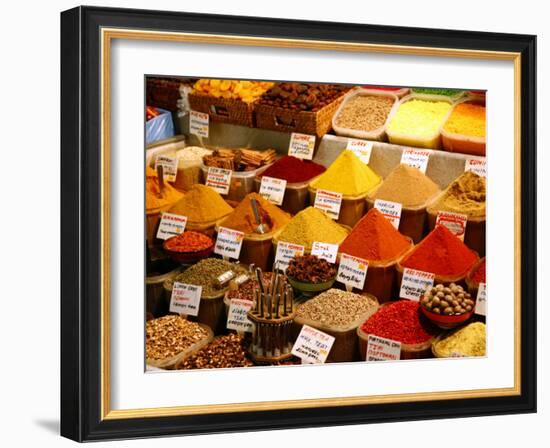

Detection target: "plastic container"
[332, 88, 399, 141]
[146, 323, 214, 369]
[362, 86, 410, 99]
[307, 186, 370, 228]
[441, 97, 486, 156]
[146, 260, 182, 318]
[293, 293, 379, 363]
[357, 325, 435, 360]
[386, 94, 454, 149]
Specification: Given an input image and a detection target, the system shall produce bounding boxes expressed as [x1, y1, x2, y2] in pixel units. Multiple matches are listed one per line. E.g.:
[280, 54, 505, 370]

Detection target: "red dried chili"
[259, 156, 326, 183]
[360, 300, 437, 344]
[471, 258, 486, 284]
[164, 231, 213, 253]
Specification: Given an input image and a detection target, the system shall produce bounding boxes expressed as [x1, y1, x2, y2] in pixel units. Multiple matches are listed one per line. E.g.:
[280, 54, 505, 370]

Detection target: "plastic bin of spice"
[441, 97, 486, 156]
[293, 289, 379, 363]
[386, 94, 454, 149]
[332, 88, 399, 141]
[362, 85, 410, 99]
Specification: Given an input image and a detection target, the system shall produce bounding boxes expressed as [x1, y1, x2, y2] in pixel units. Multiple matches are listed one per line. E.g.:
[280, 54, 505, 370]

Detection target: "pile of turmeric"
[146, 166, 183, 211]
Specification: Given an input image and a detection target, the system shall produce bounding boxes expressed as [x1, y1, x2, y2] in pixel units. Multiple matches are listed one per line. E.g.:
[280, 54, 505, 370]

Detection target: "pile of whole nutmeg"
[420, 283, 475, 316]
[258, 83, 350, 112]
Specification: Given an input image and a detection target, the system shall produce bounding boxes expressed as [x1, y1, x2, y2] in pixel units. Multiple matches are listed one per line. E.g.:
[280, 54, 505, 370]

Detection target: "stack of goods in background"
[144, 77, 488, 370]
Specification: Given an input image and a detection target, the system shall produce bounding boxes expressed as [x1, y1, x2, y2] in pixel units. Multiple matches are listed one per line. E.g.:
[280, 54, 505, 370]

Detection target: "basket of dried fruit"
[255, 83, 351, 137]
[146, 77, 186, 111]
[188, 79, 274, 127]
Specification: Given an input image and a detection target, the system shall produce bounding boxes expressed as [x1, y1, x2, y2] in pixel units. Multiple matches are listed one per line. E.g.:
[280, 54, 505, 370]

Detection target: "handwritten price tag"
[401, 148, 431, 173]
[366, 335, 401, 361]
[436, 211, 468, 241]
[189, 110, 209, 138]
[374, 199, 402, 229]
[154, 155, 178, 182]
[288, 133, 316, 160]
[214, 227, 244, 260]
[465, 157, 487, 177]
[170, 282, 202, 316]
[346, 139, 373, 164]
[206, 167, 232, 195]
[399, 268, 435, 301]
[337, 253, 368, 289]
[156, 213, 188, 240]
[274, 241, 305, 272]
[311, 241, 338, 264]
[475, 282, 487, 316]
[291, 325, 335, 364]
[259, 176, 286, 206]
[226, 299, 254, 333]
[314, 189, 343, 220]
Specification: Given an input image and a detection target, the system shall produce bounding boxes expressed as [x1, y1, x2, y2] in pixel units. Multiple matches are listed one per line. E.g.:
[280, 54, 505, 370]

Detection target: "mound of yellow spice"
[146, 167, 184, 211]
[169, 184, 232, 224]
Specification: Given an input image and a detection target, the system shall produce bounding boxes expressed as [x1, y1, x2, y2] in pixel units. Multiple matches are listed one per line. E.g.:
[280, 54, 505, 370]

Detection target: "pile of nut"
[287, 255, 336, 284]
[146, 315, 210, 361]
[177, 333, 253, 369]
[296, 288, 379, 328]
[258, 83, 350, 112]
[335, 95, 395, 131]
[420, 283, 475, 316]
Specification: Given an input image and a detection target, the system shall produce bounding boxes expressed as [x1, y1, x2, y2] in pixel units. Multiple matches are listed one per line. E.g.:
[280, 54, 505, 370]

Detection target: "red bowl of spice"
[163, 231, 215, 264]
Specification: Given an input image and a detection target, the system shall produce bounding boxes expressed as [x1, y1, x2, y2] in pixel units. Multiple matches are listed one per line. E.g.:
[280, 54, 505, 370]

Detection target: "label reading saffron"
[169, 282, 202, 316]
[475, 282, 487, 315]
[156, 213, 188, 240]
[291, 324, 335, 364]
[401, 148, 431, 173]
[436, 211, 468, 241]
[288, 132, 316, 160]
[314, 189, 343, 220]
[337, 253, 369, 289]
[366, 335, 401, 362]
[311, 241, 338, 264]
[400, 268, 435, 301]
[274, 241, 305, 272]
[214, 227, 244, 260]
[154, 155, 178, 182]
[374, 199, 402, 229]
[346, 139, 373, 164]
[226, 298, 254, 333]
[206, 167, 232, 195]
[189, 110, 209, 138]
[465, 157, 487, 177]
[259, 176, 287, 206]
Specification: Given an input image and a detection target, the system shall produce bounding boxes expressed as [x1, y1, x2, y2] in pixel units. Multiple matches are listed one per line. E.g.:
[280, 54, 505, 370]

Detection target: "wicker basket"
[146, 78, 183, 111]
[188, 93, 255, 127]
[255, 95, 345, 137]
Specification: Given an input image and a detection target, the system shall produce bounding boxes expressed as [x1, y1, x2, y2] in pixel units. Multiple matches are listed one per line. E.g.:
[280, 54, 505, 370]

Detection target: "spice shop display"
[386, 95, 453, 149]
[254, 156, 326, 214]
[366, 164, 441, 243]
[332, 88, 398, 140]
[427, 171, 486, 255]
[218, 193, 291, 270]
[286, 254, 337, 295]
[146, 315, 214, 369]
[432, 321, 486, 358]
[309, 151, 381, 227]
[420, 283, 476, 329]
[441, 99, 486, 155]
[358, 300, 439, 360]
[294, 289, 379, 362]
[162, 231, 215, 264]
[339, 208, 412, 302]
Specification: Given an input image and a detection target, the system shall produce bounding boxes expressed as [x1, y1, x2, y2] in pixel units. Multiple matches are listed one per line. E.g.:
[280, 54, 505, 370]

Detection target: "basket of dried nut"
[146, 315, 214, 369]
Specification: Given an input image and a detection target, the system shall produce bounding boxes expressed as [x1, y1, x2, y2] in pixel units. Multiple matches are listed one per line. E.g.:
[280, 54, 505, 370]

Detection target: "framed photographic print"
[60, 6, 537, 442]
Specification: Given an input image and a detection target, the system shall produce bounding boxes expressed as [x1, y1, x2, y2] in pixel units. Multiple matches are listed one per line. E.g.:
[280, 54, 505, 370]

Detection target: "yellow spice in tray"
[434, 322, 486, 357]
[443, 103, 486, 137]
[387, 99, 451, 137]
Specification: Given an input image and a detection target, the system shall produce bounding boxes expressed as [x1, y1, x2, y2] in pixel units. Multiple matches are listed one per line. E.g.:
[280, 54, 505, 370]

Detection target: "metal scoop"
[250, 198, 267, 234]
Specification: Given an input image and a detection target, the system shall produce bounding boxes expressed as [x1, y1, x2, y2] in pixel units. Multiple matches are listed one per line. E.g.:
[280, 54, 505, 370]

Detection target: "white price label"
[311, 241, 338, 264]
[475, 282, 487, 316]
[436, 211, 468, 241]
[154, 155, 178, 182]
[259, 176, 287, 206]
[214, 227, 244, 260]
[226, 299, 254, 333]
[366, 335, 401, 362]
[291, 325, 335, 364]
[169, 282, 202, 316]
[314, 189, 343, 220]
[401, 148, 431, 173]
[206, 167, 232, 195]
[374, 199, 403, 229]
[288, 132, 316, 160]
[400, 268, 435, 301]
[336, 253, 368, 290]
[465, 157, 487, 177]
[346, 139, 373, 164]
[156, 213, 188, 240]
[274, 241, 305, 272]
[189, 110, 209, 138]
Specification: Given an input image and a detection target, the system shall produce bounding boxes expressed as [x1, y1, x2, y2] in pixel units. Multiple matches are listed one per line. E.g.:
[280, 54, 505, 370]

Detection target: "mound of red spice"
[259, 156, 326, 183]
[163, 231, 213, 253]
[360, 300, 436, 344]
[471, 258, 486, 284]
[339, 208, 411, 262]
[400, 225, 478, 277]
